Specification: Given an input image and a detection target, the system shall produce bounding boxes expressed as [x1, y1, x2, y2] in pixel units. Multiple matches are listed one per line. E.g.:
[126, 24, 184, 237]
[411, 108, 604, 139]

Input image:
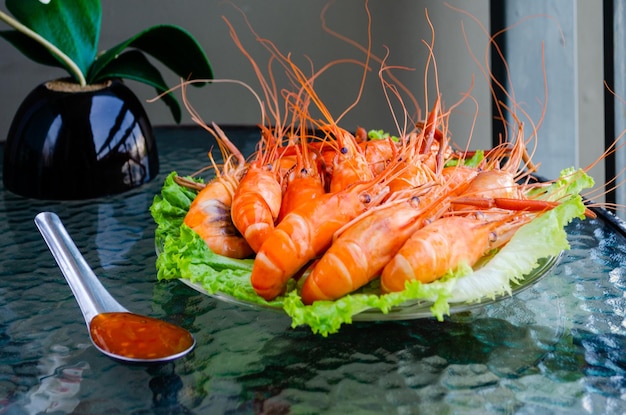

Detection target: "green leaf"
[5, 0, 100, 81]
[0, 29, 61, 68]
[367, 129, 399, 142]
[94, 50, 182, 123]
[88, 24, 213, 86]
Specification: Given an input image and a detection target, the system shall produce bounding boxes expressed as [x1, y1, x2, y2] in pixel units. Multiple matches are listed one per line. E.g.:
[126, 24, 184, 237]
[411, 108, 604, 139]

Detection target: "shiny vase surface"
[3, 79, 159, 199]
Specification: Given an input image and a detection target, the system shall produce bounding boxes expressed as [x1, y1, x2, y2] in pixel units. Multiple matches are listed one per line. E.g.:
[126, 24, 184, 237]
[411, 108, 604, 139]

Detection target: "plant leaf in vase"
[0, 0, 213, 122]
[2, 0, 99, 84]
[95, 50, 182, 124]
[88, 24, 216, 123]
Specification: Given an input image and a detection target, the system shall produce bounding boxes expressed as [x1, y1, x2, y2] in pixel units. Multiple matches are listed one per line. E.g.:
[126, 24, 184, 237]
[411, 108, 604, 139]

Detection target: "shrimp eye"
[409, 196, 420, 207]
[340, 147, 348, 154]
[266, 163, 274, 171]
[360, 193, 372, 204]
[489, 231, 497, 243]
[300, 168, 308, 175]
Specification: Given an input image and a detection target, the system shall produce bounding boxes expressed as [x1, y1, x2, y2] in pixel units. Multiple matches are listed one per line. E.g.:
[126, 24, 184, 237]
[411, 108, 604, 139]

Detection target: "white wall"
[0, 1, 492, 151]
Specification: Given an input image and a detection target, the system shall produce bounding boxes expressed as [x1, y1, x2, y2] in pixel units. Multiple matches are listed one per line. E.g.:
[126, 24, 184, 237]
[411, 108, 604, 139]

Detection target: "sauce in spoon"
[90, 312, 195, 360]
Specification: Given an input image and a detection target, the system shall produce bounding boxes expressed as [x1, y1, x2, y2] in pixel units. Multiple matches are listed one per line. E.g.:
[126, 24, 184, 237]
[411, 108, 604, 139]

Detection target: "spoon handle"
[34, 212, 128, 326]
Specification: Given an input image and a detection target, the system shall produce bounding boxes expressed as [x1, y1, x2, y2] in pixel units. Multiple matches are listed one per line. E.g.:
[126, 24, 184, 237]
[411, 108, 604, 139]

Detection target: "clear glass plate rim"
[175, 252, 562, 321]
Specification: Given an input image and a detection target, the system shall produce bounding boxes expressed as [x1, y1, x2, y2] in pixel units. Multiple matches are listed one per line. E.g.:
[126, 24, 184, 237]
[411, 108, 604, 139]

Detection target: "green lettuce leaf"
[445, 149, 485, 168]
[151, 172, 282, 308]
[527, 167, 595, 202]
[446, 193, 585, 303]
[150, 169, 593, 336]
[367, 129, 399, 142]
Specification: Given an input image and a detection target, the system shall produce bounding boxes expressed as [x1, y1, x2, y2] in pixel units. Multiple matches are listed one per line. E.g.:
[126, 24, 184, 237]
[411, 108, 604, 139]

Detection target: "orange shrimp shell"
[380, 216, 494, 292]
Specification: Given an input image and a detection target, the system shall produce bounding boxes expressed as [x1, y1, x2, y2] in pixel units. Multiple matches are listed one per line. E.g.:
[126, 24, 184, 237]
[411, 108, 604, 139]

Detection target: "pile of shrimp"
[176, 99, 590, 305]
[170, 3, 602, 306]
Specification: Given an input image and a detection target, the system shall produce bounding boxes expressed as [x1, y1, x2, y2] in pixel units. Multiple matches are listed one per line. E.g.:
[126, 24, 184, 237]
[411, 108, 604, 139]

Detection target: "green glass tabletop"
[1, 126, 625, 414]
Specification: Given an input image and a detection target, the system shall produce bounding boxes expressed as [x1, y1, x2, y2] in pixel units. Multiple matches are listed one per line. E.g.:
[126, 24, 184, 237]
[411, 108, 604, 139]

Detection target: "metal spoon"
[34, 211, 195, 364]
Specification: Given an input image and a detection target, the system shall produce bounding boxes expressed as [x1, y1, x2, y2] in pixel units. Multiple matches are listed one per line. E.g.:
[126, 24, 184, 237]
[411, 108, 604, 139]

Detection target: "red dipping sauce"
[89, 312, 194, 360]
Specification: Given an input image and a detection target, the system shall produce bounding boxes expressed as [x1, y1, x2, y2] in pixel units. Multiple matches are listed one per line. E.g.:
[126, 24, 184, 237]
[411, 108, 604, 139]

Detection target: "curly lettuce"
[150, 169, 593, 336]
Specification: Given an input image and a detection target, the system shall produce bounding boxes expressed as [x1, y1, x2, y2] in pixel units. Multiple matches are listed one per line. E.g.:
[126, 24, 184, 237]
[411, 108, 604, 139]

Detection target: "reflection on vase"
[3, 79, 159, 200]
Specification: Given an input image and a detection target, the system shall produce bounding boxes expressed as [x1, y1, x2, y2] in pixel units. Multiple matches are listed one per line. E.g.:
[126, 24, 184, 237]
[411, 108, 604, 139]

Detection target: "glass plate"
[177, 253, 562, 321]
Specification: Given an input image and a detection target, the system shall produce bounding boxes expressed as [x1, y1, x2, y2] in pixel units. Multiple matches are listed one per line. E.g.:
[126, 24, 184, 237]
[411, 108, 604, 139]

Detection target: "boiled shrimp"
[382, 98, 449, 194]
[418, 96, 444, 167]
[169, 80, 255, 259]
[278, 142, 326, 222]
[449, 125, 558, 215]
[181, 123, 254, 259]
[231, 125, 283, 253]
[277, 91, 328, 220]
[300, 186, 450, 304]
[380, 214, 532, 292]
[358, 136, 397, 175]
[300, 163, 480, 304]
[326, 126, 374, 192]
[268, 35, 374, 193]
[251, 177, 391, 300]
[386, 145, 440, 194]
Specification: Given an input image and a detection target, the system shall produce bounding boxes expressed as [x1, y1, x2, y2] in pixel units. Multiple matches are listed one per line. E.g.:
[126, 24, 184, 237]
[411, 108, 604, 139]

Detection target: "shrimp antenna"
[449, 3, 558, 147]
[378, 46, 415, 138]
[321, 0, 422, 118]
[148, 77, 266, 130]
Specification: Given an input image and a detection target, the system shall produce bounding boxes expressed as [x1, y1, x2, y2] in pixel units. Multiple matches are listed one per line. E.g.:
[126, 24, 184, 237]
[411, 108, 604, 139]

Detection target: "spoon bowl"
[35, 211, 195, 364]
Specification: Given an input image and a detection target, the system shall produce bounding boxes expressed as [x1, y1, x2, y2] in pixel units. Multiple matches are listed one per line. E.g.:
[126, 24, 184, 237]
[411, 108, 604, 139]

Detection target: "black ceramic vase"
[3, 78, 159, 199]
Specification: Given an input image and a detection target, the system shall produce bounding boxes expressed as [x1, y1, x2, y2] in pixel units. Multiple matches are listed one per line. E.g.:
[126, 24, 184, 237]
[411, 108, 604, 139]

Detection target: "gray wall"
[0, 1, 608, 197]
[0, 1, 492, 150]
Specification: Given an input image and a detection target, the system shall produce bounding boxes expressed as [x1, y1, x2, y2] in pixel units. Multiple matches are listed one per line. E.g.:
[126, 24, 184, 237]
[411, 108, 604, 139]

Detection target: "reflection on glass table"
[0, 126, 625, 414]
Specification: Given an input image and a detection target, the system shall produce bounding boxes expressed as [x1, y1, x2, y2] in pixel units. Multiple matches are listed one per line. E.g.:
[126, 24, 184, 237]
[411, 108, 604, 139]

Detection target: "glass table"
[1, 126, 625, 414]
